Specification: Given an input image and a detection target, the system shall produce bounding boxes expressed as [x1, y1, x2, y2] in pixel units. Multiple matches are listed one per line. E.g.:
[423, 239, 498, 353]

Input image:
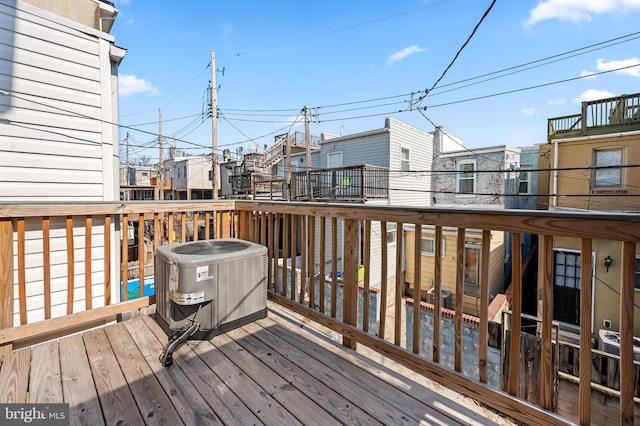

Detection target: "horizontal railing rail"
[290, 164, 389, 201]
[2, 200, 640, 424]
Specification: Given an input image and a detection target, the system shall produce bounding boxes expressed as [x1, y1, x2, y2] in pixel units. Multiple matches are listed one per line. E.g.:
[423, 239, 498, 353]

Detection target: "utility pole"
[304, 106, 311, 197]
[211, 51, 218, 202]
[159, 109, 164, 201]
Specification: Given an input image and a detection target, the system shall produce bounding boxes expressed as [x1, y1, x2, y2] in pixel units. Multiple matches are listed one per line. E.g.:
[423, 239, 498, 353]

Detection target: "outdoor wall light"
[604, 255, 613, 272]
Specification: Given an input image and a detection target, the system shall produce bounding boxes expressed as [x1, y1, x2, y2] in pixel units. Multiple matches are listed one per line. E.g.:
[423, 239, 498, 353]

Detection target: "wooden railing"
[2, 200, 640, 425]
[548, 93, 640, 140]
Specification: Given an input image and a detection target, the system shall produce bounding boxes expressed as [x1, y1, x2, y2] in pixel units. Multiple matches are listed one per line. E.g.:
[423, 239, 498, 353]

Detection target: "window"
[141, 171, 148, 177]
[386, 223, 397, 245]
[327, 151, 343, 168]
[518, 167, 531, 194]
[421, 237, 445, 258]
[457, 160, 476, 195]
[593, 149, 623, 188]
[464, 244, 480, 296]
[208, 170, 213, 181]
[401, 147, 410, 172]
[554, 251, 580, 289]
[635, 257, 640, 291]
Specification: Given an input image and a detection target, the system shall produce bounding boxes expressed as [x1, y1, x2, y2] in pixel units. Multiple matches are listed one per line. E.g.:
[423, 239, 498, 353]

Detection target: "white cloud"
[526, 0, 640, 27]
[580, 70, 597, 79]
[521, 108, 536, 116]
[119, 75, 160, 97]
[548, 98, 566, 105]
[572, 89, 615, 103]
[596, 57, 640, 77]
[281, 115, 304, 127]
[387, 45, 426, 66]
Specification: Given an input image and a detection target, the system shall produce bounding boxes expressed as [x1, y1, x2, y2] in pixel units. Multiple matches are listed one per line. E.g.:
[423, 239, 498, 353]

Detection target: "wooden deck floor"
[0, 308, 506, 425]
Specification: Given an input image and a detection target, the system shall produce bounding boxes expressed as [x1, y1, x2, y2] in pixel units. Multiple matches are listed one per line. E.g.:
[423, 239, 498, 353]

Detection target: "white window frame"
[518, 166, 531, 194]
[400, 147, 410, 172]
[456, 159, 476, 197]
[421, 237, 445, 258]
[593, 148, 623, 188]
[327, 151, 343, 169]
[386, 223, 397, 245]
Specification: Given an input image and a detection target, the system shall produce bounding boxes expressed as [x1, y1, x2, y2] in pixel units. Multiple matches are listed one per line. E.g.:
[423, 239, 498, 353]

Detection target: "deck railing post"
[343, 218, 358, 349]
[0, 218, 14, 354]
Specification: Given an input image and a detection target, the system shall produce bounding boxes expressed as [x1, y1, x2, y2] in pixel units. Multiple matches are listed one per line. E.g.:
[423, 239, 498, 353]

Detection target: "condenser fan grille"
[171, 240, 251, 255]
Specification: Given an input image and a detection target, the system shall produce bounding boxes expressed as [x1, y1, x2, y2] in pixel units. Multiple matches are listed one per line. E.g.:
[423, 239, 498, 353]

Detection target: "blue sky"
[112, 0, 640, 164]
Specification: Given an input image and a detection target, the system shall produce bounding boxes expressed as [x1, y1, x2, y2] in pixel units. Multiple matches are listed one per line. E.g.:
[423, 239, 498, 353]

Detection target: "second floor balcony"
[548, 92, 640, 141]
[291, 164, 389, 201]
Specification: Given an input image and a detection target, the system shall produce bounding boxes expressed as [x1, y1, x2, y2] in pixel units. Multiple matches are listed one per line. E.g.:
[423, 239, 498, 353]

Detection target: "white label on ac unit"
[173, 290, 205, 305]
[196, 265, 209, 281]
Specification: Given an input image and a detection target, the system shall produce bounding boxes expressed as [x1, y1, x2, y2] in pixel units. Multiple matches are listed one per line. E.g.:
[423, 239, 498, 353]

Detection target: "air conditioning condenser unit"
[155, 238, 268, 366]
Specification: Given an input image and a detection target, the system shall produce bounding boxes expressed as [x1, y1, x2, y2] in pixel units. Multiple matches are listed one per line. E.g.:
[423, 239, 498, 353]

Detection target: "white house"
[0, 0, 125, 323]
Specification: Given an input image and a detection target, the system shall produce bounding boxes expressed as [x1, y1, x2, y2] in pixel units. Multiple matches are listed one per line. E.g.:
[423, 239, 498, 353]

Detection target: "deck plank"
[246, 320, 452, 425]
[212, 331, 340, 426]
[83, 328, 144, 425]
[0, 347, 30, 403]
[123, 318, 221, 425]
[263, 311, 500, 426]
[227, 324, 383, 425]
[189, 338, 303, 426]
[103, 322, 185, 425]
[59, 333, 105, 426]
[29, 340, 63, 403]
[139, 315, 262, 426]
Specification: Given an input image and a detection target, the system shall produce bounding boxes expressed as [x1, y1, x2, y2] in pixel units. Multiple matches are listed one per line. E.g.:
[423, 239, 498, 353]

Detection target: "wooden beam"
[122, 215, 129, 300]
[540, 234, 554, 410]
[319, 216, 325, 313]
[508, 232, 522, 396]
[273, 213, 281, 294]
[619, 241, 635, 426]
[85, 216, 93, 310]
[479, 230, 490, 383]
[17, 218, 27, 325]
[138, 213, 145, 298]
[0, 218, 14, 353]
[290, 214, 297, 301]
[579, 238, 593, 425]
[342, 218, 358, 349]
[455, 228, 464, 372]
[0, 297, 151, 346]
[379, 221, 388, 340]
[433, 226, 442, 363]
[394, 222, 403, 346]
[65, 216, 74, 315]
[300, 215, 307, 303]
[362, 220, 371, 332]
[413, 224, 422, 354]
[308, 216, 316, 309]
[331, 217, 337, 318]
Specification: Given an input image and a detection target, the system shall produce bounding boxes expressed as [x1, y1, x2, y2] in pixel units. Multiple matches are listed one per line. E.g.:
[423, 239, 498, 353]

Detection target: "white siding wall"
[187, 156, 212, 190]
[1, 0, 122, 325]
[387, 117, 433, 207]
[319, 130, 389, 168]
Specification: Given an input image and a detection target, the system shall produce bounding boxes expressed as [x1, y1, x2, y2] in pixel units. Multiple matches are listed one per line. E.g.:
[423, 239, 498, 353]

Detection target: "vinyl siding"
[319, 130, 389, 168]
[387, 118, 433, 207]
[2, 0, 122, 325]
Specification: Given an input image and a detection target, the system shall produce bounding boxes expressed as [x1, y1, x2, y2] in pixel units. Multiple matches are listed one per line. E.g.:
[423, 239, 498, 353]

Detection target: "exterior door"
[553, 250, 580, 325]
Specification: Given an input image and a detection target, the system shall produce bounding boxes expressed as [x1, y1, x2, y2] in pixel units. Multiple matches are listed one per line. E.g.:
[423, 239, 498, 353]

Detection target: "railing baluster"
[579, 238, 593, 425]
[308, 216, 316, 309]
[18, 218, 27, 324]
[193, 212, 198, 241]
[282, 214, 289, 298]
[66, 216, 74, 314]
[508, 232, 522, 395]
[205, 211, 210, 240]
[85, 216, 92, 310]
[42, 217, 51, 319]
[343, 218, 358, 349]
[319, 216, 326, 314]
[379, 221, 388, 340]
[479, 229, 490, 383]
[0, 218, 14, 353]
[433, 225, 443, 362]
[331, 217, 338, 318]
[273, 213, 281, 294]
[394, 222, 403, 346]
[181, 212, 186, 243]
[290, 214, 297, 301]
[138, 213, 145, 298]
[540, 234, 553, 410]
[620, 241, 635, 425]
[300, 215, 307, 303]
[105, 215, 112, 306]
[122, 214, 129, 301]
[455, 228, 465, 372]
[413, 224, 422, 354]
[362, 220, 371, 332]
[167, 212, 173, 245]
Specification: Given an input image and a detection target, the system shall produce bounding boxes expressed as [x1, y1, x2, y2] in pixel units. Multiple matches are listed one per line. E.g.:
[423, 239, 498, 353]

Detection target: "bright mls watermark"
[1, 404, 69, 425]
